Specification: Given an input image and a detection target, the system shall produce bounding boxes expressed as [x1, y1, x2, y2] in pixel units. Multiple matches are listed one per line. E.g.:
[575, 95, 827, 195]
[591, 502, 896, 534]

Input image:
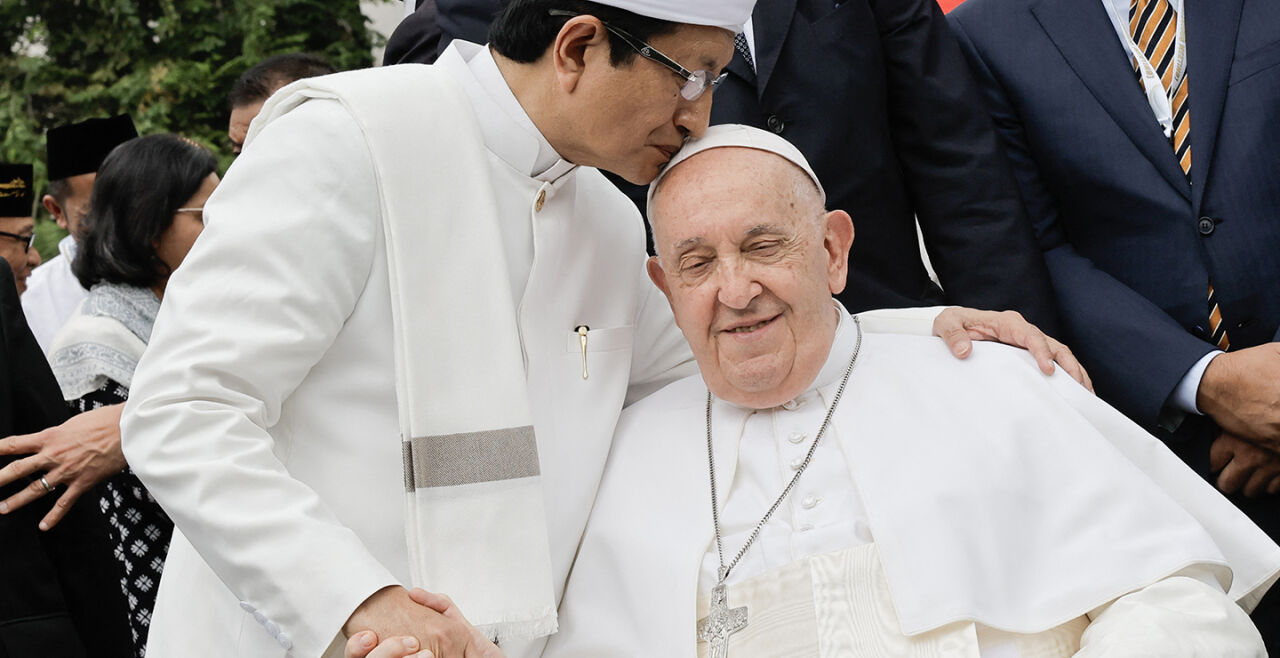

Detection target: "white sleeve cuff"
[1170, 351, 1223, 415]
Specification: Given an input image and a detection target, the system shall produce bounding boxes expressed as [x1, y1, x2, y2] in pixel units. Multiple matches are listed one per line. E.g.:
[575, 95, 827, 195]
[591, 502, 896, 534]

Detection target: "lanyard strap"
[1101, 0, 1187, 138]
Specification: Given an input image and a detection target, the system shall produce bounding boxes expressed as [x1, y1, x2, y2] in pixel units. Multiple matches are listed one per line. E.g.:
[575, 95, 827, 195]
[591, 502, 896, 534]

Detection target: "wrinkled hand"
[931, 307, 1092, 391]
[0, 403, 126, 529]
[1209, 432, 1280, 497]
[1197, 343, 1280, 451]
[344, 586, 503, 658]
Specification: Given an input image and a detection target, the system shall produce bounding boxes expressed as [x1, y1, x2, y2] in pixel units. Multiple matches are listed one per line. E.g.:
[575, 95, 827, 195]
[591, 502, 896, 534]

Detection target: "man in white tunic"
[121, 3, 745, 657]
[23, 115, 137, 353]
[117, 3, 1082, 658]
[540, 126, 1280, 657]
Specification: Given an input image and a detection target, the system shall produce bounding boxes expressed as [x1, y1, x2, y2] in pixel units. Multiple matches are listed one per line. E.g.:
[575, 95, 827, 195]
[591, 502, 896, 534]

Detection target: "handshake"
[344, 586, 504, 658]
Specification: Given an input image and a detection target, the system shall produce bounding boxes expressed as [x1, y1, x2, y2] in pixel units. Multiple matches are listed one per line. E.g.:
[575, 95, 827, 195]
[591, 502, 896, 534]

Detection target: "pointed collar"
[437, 40, 576, 182]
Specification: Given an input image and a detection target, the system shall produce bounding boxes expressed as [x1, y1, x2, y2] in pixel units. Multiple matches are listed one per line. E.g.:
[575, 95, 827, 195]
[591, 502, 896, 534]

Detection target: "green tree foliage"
[0, 0, 387, 259]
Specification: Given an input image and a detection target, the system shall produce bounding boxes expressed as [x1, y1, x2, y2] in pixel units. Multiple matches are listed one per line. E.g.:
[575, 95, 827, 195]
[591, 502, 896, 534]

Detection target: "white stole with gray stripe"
[256, 64, 557, 641]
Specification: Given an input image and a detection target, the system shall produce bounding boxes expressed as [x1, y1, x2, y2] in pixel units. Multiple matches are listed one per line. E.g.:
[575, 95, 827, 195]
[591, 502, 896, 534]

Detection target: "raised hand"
[0, 403, 126, 529]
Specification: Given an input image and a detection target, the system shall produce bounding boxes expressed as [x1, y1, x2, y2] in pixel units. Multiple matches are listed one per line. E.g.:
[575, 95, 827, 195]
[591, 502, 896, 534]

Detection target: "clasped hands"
[1198, 343, 1280, 497]
[343, 586, 503, 658]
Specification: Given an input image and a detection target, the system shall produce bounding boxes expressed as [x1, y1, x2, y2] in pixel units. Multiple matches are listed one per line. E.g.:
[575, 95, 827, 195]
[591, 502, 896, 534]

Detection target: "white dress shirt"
[21, 235, 87, 354]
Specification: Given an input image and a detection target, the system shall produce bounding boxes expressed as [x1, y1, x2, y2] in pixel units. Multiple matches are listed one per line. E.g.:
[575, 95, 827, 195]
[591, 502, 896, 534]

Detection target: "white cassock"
[21, 235, 87, 354]
[546, 306, 1280, 657]
[121, 41, 704, 658]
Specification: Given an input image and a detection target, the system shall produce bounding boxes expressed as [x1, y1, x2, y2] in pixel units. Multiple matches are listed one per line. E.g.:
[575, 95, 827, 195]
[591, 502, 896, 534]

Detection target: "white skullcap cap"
[647, 123, 824, 213]
[597, 0, 755, 32]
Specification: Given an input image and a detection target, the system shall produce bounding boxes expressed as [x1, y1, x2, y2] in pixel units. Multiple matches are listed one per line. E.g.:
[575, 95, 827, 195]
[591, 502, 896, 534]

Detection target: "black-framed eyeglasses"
[549, 10, 729, 101]
[0, 230, 34, 253]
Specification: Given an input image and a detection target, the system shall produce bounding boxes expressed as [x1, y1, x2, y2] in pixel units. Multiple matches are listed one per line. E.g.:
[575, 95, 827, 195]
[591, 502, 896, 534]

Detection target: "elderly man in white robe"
[523, 126, 1280, 656]
[111, 2, 1089, 658]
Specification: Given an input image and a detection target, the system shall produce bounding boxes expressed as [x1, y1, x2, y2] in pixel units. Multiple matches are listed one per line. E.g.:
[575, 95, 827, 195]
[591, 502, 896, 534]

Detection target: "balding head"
[643, 128, 855, 409]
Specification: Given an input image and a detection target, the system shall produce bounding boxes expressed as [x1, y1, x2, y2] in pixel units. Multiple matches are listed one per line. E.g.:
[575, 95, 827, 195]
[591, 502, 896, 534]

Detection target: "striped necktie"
[1130, 0, 1228, 349]
[1130, 0, 1191, 176]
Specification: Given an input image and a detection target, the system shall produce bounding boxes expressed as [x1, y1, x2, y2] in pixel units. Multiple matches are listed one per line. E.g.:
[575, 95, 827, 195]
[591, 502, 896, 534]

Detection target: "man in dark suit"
[385, 0, 1061, 330]
[0, 261, 131, 657]
[949, 0, 1280, 643]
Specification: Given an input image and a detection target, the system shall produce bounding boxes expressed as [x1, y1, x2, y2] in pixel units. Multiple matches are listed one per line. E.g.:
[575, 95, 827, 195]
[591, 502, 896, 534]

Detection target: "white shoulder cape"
[548, 325, 1280, 655]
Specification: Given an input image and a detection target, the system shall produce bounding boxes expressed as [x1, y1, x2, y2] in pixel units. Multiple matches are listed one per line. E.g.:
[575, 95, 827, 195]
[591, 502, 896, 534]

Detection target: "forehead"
[229, 101, 264, 129]
[64, 172, 96, 203]
[0, 215, 34, 231]
[645, 23, 735, 70]
[652, 147, 813, 241]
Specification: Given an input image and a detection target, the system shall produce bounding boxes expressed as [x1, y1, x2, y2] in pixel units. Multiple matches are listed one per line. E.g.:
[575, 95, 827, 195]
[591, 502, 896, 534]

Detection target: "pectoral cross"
[697, 581, 747, 658]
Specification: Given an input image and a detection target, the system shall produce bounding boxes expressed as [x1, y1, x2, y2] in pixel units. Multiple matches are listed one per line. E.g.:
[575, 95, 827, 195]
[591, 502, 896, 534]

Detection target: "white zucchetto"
[595, 0, 755, 32]
[647, 123, 824, 212]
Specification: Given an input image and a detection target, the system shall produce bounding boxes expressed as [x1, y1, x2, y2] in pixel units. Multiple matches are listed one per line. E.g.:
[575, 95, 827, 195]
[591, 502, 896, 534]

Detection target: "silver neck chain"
[705, 316, 863, 584]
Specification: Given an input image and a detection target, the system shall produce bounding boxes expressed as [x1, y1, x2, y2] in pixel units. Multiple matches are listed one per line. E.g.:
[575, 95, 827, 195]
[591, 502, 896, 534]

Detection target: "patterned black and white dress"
[50, 284, 172, 658]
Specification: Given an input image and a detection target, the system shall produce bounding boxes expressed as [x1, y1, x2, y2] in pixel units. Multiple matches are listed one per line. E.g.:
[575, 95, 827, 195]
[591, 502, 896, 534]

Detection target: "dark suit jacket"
[0, 262, 130, 658]
[383, 0, 1060, 332]
[949, 0, 1280, 529]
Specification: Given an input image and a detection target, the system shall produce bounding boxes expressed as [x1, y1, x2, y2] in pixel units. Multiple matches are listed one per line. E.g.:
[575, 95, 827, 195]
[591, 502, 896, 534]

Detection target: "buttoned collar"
[436, 40, 576, 183]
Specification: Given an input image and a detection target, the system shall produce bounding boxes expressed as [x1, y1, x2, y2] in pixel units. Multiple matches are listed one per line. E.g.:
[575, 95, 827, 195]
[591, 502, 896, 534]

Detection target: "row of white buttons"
[239, 600, 293, 650]
[778, 396, 825, 528]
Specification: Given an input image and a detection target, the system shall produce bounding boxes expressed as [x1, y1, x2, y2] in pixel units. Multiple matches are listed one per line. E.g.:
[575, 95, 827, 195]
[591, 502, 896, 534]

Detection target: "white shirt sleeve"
[1169, 350, 1221, 414]
[1077, 567, 1264, 656]
[121, 99, 399, 657]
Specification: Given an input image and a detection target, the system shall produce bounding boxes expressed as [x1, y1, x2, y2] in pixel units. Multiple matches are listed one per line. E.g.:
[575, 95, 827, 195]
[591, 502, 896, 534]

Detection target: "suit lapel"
[1032, 0, 1190, 200]
[726, 45, 756, 84]
[751, 0, 798, 97]
[1185, 0, 1243, 215]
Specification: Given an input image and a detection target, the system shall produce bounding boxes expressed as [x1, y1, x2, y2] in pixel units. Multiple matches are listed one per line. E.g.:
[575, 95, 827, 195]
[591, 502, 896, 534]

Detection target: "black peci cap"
[46, 114, 139, 181]
[0, 164, 34, 217]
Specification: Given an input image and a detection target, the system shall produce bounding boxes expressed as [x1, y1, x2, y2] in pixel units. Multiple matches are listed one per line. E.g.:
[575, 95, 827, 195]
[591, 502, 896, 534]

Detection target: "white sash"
[252, 65, 558, 642]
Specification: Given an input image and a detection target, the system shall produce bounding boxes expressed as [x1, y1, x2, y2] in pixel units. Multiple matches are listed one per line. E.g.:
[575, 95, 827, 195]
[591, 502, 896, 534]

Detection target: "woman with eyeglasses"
[41, 133, 219, 658]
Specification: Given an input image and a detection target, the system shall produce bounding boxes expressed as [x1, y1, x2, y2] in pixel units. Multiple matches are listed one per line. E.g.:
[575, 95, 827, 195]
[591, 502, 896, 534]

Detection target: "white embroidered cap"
[595, 0, 755, 32]
[647, 123, 824, 212]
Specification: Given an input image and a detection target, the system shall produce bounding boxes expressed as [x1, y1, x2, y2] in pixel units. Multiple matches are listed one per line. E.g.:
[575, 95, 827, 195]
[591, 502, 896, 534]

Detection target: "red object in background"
[938, 0, 965, 12]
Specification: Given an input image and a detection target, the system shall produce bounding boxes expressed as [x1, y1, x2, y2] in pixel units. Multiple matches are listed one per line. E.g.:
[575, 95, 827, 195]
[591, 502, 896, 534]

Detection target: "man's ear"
[41, 194, 67, 231]
[646, 255, 673, 300]
[552, 16, 610, 93]
[824, 209, 854, 295]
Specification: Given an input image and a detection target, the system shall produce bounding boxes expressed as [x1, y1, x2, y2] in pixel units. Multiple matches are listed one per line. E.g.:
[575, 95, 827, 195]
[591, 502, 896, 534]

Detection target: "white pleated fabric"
[696, 544, 1088, 658]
